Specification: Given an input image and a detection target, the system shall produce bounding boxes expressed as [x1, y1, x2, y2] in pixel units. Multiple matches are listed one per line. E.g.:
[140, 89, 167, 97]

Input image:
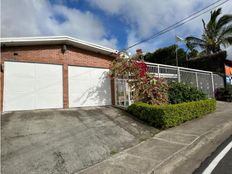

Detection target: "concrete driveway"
[1, 107, 158, 174]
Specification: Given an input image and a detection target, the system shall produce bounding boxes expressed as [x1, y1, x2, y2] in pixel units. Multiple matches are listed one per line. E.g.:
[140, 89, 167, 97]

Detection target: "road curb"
[152, 121, 232, 174]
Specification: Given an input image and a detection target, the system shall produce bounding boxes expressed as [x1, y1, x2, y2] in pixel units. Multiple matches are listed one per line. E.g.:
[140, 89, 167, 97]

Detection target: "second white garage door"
[3, 62, 63, 111]
[68, 66, 112, 107]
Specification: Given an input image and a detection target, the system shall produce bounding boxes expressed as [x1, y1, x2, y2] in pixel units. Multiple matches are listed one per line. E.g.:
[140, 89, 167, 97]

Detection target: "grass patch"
[110, 148, 118, 155]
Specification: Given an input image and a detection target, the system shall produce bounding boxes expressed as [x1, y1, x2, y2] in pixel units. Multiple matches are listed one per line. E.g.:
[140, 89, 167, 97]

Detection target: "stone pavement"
[78, 101, 232, 174]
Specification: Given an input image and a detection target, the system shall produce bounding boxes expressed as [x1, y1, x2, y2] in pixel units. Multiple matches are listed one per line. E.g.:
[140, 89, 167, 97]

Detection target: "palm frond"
[210, 8, 221, 24]
[185, 8, 231, 53]
[223, 37, 232, 46]
[202, 19, 207, 31]
[207, 8, 221, 29]
[185, 36, 204, 43]
[218, 25, 232, 38]
[185, 36, 206, 49]
[216, 14, 232, 31]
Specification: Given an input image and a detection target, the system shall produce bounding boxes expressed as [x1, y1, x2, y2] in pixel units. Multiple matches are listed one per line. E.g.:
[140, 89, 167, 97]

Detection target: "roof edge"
[1, 36, 118, 56]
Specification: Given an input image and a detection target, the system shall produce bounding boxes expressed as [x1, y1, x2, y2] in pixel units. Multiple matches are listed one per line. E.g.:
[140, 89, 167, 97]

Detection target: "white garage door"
[68, 66, 112, 107]
[3, 62, 63, 111]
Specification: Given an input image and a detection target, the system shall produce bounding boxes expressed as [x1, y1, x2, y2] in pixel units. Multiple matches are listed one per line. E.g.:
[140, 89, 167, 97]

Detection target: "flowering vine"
[109, 52, 168, 105]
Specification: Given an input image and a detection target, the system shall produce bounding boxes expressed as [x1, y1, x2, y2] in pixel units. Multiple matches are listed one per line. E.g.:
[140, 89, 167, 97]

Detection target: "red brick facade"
[0, 44, 115, 111]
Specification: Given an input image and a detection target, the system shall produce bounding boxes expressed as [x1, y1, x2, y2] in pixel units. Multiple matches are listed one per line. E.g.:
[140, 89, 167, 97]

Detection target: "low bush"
[168, 82, 207, 104]
[215, 86, 232, 102]
[127, 99, 216, 129]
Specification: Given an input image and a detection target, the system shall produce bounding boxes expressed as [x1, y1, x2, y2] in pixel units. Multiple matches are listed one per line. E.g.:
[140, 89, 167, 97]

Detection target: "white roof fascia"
[0, 36, 118, 56]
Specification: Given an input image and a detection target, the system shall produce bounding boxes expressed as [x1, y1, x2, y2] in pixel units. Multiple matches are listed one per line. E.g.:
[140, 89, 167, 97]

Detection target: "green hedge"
[168, 82, 207, 104]
[215, 86, 232, 102]
[127, 99, 216, 129]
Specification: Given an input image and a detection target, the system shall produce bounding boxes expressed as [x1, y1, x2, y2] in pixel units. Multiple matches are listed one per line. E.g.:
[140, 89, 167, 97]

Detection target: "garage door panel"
[73, 92, 108, 107]
[71, 92, 94, 106]
[4, 93, 35, 111]
[5, 63, 35, 92]
[69, 66, 111, 107]
[70, 68, 91, 78]
[6, 61, 35, 75]
[36, 64, 62, 78]
[3, 62, 63, 111]
[4, 89, 35, 102]
[69, 81, 92, 94]
[5, 81, 35, 93]
[36, 76, 63, 93]
[97, 78, 110, 88]
[36, 92, 63, 109]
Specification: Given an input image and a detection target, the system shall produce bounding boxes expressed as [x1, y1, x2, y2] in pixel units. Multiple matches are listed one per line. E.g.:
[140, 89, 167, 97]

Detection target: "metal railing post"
[196, 72, 199, 89]
[157, 64, 160, 78]
[211, 72, 215, 97]
[177, 67, 181, 82]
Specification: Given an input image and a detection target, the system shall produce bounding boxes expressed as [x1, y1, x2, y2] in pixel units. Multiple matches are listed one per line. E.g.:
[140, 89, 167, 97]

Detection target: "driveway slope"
[1, 106, 158, 174]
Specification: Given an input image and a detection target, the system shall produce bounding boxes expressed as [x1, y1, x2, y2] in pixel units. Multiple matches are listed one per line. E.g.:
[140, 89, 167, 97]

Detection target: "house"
[0, 36, 118, 112]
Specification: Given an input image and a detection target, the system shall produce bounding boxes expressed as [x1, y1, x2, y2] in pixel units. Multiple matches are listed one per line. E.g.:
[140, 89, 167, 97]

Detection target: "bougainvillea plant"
[109, 52, 169, 105]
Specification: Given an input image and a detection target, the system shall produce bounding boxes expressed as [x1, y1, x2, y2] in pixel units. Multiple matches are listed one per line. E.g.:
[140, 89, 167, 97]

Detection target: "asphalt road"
[194, 135, 232, 174]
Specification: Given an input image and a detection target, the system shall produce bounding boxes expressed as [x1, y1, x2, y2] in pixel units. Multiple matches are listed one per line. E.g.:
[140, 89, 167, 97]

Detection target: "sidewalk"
[78, 101, 232, 174]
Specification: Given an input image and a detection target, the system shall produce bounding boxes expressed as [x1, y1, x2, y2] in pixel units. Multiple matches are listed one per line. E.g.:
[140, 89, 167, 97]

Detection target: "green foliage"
[144, 44, 187, 66]
[187, 48, 198, 58]
[168, 82, 207, 104]
[127, 99, 216, 129]
[186, 8, 232, 54]
[187, 51, 226, 73]
[168, 82, 207, 103]
[215, 85, 232, 102]
[110, 148, 118, 155]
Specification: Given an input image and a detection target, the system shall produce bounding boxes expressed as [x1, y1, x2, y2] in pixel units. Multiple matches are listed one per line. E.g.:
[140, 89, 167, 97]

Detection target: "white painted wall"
[3, 62, 63, 111]
[68, 66, 112, 107]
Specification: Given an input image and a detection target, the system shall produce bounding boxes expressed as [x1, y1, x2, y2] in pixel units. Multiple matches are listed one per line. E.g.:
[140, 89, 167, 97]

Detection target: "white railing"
[115, 62, 225, 108]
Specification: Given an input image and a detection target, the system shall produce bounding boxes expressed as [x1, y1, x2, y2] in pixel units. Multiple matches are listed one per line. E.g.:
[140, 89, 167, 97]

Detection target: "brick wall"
[0, 44, 115, 111]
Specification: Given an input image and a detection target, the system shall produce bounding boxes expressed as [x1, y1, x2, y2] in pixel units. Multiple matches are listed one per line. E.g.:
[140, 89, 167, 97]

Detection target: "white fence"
[115, 62, 224, 108]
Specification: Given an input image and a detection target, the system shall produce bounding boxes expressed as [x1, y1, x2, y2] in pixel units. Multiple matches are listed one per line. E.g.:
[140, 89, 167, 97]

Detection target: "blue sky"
[1, 0, 232, 57]
[48, 0, 132, 49]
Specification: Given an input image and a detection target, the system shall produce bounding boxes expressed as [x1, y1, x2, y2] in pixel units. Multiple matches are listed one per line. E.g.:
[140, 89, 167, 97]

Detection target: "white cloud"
[126, 30, 166, 54]
[1, 0, 117, 48]
[89, 0, 232, 56]
[1, 0, 231, 54]
[89, 0, 203, 38]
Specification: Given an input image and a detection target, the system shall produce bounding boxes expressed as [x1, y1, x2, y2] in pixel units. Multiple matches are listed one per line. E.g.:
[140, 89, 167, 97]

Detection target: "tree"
[144, 44, 187, 66]
[186, 8, 232, 55]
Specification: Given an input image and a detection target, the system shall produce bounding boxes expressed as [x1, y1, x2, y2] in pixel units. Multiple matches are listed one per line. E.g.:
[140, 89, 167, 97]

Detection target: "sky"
[1, 0, 232, 58]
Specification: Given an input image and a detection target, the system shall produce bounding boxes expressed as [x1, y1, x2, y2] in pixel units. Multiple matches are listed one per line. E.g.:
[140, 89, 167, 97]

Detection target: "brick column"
[63, 63, 69, 109]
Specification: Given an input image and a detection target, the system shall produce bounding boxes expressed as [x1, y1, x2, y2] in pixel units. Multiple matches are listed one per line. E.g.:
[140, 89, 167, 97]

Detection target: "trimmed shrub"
[127, 99, 216, 129]
[215, 86, 232, 102]
[168, 82, 207, 104]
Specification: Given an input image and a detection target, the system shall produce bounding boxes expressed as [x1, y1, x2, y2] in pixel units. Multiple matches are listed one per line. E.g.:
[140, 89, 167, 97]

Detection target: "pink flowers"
[108, 54, 168, 105]
[134, 61, 148, 77]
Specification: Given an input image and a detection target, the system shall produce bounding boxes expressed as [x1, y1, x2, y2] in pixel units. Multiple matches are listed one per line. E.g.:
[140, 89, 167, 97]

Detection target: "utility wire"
[123, 0, 231, 51]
